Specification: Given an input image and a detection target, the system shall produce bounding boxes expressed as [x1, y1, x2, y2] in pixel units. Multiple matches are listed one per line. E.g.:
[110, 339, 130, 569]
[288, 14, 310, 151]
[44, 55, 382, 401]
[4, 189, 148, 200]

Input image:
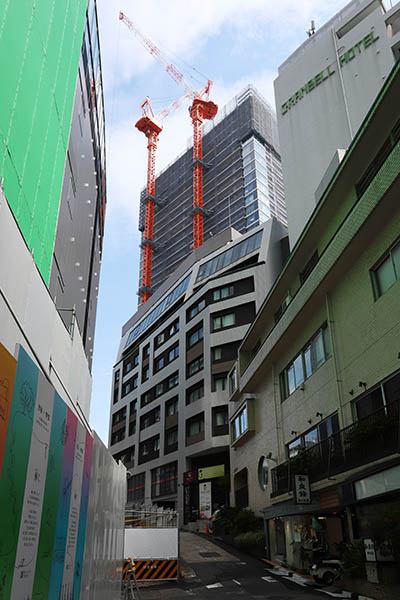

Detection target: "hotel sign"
[281, 31, 379, 115]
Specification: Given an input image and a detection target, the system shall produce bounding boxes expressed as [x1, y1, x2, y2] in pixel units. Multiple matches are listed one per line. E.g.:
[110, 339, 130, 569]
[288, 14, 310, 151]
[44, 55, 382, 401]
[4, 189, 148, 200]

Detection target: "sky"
[90, 0, 350, 444]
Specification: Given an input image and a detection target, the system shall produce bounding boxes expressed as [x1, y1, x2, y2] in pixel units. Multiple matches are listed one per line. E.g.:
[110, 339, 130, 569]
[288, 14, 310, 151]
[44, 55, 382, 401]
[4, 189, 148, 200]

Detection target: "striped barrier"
[123, 559, 178, 581]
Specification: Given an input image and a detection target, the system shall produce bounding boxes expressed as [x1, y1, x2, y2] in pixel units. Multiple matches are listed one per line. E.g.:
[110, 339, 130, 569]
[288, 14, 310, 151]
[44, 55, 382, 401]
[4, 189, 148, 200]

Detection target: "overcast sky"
[90, 0, 349, 444]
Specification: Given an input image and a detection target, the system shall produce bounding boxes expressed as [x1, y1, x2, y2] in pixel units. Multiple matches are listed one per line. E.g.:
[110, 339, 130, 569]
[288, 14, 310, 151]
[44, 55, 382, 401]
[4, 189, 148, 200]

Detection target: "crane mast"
[120, 11, 218, 299]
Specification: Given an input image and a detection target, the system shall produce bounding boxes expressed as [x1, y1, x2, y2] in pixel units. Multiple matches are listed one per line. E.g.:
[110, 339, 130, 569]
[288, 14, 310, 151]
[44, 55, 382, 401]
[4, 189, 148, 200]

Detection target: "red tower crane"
[119, 11, 218, 258]
[136, 95, 190, 304]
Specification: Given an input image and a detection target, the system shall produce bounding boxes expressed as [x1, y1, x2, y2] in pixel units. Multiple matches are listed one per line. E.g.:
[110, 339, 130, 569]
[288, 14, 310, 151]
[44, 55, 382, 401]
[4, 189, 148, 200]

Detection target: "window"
[154, 318, 180, 350]
[186, 415, 204, 438]
[129, 420, 136, 436]
[113, 445, 135, 467]
[140, 407, 160, 430]
[151, 462, 177, 497]
[166, 428, 178, 446]
[166, 396, 178, 416]
[186, 381, 204, 405]
[155, 383, 164, 397]
[213, 374, 227, 392]
[168, 373, 179, 389]
[142, 366, 149, 382]
[114, 370, 120, 384]
[231, 405, 248, 443]
[213, 347, 222, 362]
[112, 406, 126, 425]
[212, 313, 235, 331]
[139, 436, 160, 462]
[286, 413, 339, 458]
[354, 372, 400, 420]
[196, 230, 263, 282]
[127, 472, 145, 503]
[274, 292, 291, 324]
[125, 273, 190, 348]
[155, 356, 165, 371]
[188, 298, 206, 320]
[123, 350, 139, 375]
[188, 325, 203, 348]
[212, 406, 229, 436]
[371, 238, 400, 298]
[130, 400, 137, 415]
[280, 323, 331, 400]
[213, 285, 234, 301]
[143, 345, 150, 359]
[111, 427, 125, 445]
[187, 356, 204, 377]
[121, 374, 138, 398]
[168, 345, 179, 362]
[299, 251, 319, 285]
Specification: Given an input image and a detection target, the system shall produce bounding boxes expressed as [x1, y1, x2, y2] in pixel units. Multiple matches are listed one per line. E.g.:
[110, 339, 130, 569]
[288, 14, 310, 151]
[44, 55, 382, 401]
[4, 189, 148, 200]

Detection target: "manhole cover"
[199, 552, 220, 557]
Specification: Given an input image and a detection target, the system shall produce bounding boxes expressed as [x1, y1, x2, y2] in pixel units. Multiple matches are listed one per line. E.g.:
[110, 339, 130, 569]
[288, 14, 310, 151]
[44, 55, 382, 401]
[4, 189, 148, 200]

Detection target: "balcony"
[271, 402, 399, 497]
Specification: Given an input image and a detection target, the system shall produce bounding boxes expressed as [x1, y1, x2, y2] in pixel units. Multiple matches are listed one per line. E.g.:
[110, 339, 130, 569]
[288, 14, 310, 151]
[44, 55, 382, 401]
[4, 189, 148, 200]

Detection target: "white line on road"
[262, 576, 278, 583]
[232, 579, 241, 585]
[206, 582, 223, 588]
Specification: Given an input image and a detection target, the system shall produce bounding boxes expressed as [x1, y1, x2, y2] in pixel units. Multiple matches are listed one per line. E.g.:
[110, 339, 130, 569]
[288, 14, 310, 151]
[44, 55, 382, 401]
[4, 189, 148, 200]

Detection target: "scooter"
[311, 558, 343, 586]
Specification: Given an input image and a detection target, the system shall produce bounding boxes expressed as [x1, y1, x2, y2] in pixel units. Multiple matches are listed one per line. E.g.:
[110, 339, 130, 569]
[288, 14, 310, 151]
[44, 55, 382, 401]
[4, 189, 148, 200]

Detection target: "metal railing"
[271, 401, 399, 496]
[125, 507, 178, 528]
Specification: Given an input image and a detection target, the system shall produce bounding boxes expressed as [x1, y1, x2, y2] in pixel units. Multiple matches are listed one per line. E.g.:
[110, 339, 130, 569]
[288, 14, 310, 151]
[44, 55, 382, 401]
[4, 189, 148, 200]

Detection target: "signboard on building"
[199, 482, 212, 519]
[183, 470, 197, 483]
[198, 464, 225, 480]
[364, 539, 377, 562]
[294, 474, 311, 504]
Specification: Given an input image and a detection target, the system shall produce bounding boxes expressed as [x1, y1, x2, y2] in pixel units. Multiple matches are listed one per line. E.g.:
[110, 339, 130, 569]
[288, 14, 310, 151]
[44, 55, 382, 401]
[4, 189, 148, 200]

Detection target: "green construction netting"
[0, 0, 87, 284]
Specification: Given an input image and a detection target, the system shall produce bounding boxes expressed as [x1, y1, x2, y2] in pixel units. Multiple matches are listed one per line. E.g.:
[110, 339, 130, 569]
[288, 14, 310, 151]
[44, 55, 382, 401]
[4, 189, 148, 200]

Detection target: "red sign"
[183, 469, 197, 483]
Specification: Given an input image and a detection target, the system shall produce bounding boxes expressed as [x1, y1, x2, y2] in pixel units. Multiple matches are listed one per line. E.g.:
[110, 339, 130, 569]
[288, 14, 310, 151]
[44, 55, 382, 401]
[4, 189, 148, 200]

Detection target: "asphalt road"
[132, 532, 354, 600]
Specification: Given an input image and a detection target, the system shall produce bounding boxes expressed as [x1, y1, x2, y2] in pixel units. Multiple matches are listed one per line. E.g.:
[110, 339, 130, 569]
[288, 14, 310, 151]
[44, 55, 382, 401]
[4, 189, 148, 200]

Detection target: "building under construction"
[138, 85, 287, 294]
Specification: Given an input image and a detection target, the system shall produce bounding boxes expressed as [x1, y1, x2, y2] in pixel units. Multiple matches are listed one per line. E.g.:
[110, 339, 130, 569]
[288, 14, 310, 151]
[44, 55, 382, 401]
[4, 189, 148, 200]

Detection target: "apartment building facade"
[138, 86, 287, 294]
[229, 61, 400, 577]
[110, 219, 288, 522]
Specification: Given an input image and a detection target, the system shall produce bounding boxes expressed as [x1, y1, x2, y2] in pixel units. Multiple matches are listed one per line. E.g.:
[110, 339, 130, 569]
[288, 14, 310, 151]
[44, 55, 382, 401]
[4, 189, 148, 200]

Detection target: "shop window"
[151, 462, 177, 498]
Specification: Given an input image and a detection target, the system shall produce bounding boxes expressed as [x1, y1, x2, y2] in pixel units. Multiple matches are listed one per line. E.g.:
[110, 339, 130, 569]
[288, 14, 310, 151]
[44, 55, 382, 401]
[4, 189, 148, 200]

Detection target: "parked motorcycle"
[311, 558, 343, 586]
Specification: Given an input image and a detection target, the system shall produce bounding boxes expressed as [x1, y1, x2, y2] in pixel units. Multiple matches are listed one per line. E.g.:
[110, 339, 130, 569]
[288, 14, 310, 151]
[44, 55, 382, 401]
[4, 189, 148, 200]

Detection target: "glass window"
[213, 347, 222, 361]
[215, 409, 228, 426]
[288, 438, 302, 457]
[188, 418, 204, 436]
[188, 326, 203, 347]
[188, 356, 204, 376]
[304, 428, 318, 448]
[166, 397, 178, 415]
[166, 429, 178, 445]
[287, 364, 295, 395]
[293, 354, 304, 387]
[214, 375, 227, 392]
[213, 313, 235, 331]
[304, 345, 312, 378]
[311, 330, 325, 370]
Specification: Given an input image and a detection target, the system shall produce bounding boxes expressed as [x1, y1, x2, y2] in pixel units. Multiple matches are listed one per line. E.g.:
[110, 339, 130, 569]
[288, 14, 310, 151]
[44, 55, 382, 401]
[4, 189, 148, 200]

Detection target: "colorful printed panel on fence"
[0, 343, 94, 600]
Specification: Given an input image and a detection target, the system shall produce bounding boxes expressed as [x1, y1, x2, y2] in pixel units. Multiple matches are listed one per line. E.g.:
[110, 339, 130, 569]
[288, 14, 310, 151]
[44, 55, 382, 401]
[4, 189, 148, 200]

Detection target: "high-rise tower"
[137, 86, 287, 295]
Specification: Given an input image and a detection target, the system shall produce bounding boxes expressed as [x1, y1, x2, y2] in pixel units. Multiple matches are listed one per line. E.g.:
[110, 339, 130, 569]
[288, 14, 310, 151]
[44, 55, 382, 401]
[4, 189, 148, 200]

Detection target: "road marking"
[206, 582, 223, 588]
[320, 592, 353, 598]
[232, 579, 241, 585]
[262, 576, 278, 583]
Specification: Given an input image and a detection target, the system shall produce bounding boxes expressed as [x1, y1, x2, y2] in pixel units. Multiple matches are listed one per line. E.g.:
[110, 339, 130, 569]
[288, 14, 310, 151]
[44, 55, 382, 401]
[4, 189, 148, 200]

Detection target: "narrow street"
[135, 532, 356, 600]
